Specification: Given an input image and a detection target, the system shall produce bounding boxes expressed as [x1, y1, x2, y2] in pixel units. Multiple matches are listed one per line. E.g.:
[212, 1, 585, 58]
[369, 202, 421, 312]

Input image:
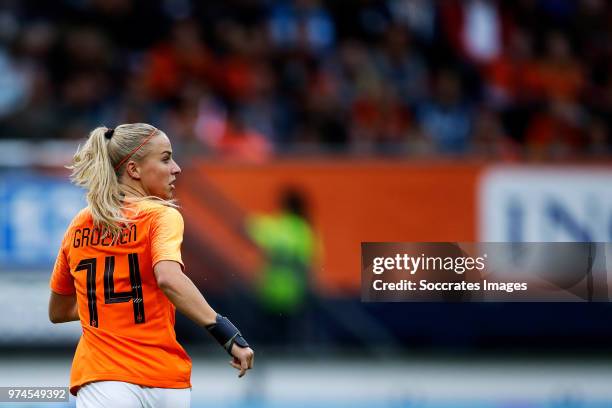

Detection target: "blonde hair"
[68, 123, 176, 240]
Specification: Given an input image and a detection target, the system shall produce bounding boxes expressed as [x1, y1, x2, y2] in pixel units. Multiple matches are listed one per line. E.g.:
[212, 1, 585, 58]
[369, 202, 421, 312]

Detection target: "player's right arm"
[49, 231, 78, 324]
[49, 292, 79, 323]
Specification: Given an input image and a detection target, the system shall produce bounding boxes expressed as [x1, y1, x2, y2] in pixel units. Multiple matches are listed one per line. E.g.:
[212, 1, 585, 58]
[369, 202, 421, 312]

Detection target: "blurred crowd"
[0, 0, 610, 160]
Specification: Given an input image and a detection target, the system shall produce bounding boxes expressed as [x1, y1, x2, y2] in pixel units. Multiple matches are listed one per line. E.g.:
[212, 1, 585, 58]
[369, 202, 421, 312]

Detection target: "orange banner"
[179, 159, 484, 295]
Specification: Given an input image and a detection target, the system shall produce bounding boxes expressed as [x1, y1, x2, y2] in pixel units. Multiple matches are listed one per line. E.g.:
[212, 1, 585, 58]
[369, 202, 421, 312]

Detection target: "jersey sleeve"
[49, 235, 75, 295]
[151, 207, 185, 270]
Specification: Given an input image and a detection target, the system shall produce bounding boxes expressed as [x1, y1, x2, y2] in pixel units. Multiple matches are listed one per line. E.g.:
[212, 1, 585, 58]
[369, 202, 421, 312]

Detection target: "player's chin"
[166, 187, 175, 199]
[154, 189, 173, 201]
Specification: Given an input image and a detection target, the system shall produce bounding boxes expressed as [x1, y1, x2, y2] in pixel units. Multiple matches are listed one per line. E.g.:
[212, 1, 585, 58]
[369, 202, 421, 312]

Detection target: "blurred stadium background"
[1, 0, 612, 407]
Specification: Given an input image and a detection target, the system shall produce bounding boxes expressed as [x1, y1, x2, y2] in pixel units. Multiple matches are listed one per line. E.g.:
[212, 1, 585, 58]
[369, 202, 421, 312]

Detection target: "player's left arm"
[155, 260, 254, 377]
[48, 291, 79, 323]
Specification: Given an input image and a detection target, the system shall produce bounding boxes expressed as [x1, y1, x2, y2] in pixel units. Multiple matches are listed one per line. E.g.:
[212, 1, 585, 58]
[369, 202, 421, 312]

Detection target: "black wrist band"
[206, 314, 249, 355]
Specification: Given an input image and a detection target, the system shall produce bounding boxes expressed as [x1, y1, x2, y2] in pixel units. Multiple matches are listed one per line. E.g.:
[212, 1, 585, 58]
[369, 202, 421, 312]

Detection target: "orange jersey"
[50, 200, 192, 396]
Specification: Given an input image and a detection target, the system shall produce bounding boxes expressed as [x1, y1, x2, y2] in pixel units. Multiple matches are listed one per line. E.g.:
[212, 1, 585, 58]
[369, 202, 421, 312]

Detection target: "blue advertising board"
[0, 172, 84, 269]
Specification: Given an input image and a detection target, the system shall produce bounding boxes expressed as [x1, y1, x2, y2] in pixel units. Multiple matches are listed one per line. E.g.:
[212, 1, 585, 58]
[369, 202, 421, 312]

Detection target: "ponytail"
[67, 127, 130, 240]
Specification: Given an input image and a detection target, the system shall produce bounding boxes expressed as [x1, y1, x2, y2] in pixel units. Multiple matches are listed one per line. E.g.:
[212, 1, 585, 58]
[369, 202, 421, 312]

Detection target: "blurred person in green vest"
[246, 187, 317, 345]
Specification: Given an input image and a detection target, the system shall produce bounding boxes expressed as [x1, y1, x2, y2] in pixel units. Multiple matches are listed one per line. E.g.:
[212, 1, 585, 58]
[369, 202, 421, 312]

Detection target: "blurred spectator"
[268, 0, 335, 55]
[387, 0, 436, 43]
[472, 108, 519, 160]
[525, 101, 585, 160]
[144, 19, 212, 100]
[483, 29, 541, 108]
[417, 70, 473, 154]
[372, 25, 428, 106]
[301, 59, 348, 148]
[584, 116, 610, 158]
[328, 0, 392, 43]
[0, 21, 62, 140]
[215, 20, 268, 101]
[238, 61, 285, 145]
[350, 78, 411, 152]
[440, 0, 503, 64]
[535, 31, 584, 103]
[573, 0, 609, 65]
[246, 187, 317, 346]
[207, 109, 273, 162]
[0, 47, 31, 120]
[193, 87, 228, 146]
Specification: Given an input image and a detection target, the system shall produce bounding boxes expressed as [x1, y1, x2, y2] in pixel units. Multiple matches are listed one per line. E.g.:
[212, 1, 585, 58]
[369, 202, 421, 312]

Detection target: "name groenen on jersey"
[72, 224, 137, 248]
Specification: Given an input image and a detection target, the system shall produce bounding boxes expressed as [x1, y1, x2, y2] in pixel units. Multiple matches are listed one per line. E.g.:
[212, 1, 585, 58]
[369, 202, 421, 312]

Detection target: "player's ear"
[126, 161, 141, 180]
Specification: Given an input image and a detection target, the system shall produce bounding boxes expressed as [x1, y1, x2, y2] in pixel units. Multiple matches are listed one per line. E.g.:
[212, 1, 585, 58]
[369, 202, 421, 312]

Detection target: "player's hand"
[229, 344, 254, 378]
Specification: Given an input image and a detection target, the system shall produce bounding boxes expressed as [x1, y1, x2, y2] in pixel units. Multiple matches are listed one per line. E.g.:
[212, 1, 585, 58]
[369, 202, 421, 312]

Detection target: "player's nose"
[171, 160, 181, 175]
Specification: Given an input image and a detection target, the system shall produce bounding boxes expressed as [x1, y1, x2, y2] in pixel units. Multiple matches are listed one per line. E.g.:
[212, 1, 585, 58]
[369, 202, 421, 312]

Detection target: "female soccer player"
[48, 123, 254, 408]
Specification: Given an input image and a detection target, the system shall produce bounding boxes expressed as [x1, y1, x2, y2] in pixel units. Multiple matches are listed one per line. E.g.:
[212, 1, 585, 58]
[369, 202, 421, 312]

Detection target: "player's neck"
[119, 181, 148, 200]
